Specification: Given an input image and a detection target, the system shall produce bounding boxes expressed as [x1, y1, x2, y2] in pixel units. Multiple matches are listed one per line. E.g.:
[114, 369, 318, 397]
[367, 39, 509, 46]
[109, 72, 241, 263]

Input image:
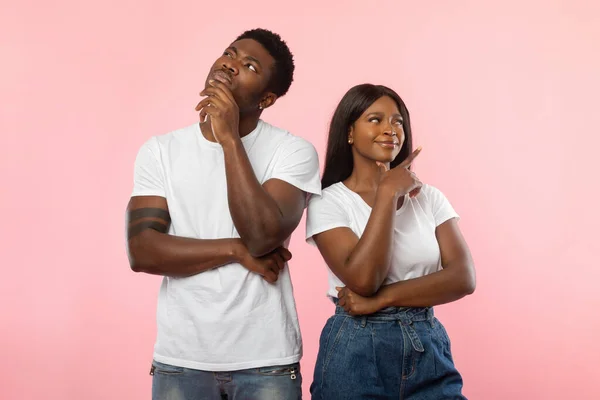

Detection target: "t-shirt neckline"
[195, 119, 263, 149]
[338, 181, 409, 215]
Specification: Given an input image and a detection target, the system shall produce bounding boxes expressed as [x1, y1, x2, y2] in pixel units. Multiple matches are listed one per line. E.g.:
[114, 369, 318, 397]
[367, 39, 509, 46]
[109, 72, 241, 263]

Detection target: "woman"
[306, 84, 476, 399]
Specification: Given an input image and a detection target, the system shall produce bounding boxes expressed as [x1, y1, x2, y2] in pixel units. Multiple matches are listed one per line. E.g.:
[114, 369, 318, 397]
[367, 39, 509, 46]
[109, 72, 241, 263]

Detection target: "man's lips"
[211, 70, 232, 85]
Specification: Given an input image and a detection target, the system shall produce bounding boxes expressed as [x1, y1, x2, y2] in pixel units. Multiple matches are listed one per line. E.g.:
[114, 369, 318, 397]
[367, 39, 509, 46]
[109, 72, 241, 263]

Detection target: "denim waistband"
[332, 297, 433, 322]
[331, 297, 434, 352]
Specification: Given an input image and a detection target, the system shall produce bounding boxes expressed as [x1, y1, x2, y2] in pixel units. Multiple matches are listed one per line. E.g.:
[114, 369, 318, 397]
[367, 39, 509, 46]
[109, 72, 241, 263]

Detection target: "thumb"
[376, 161, 389, 173]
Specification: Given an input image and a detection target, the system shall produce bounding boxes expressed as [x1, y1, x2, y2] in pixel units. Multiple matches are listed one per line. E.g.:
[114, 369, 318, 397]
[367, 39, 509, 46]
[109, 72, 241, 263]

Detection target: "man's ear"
[259, 92, 278, 110]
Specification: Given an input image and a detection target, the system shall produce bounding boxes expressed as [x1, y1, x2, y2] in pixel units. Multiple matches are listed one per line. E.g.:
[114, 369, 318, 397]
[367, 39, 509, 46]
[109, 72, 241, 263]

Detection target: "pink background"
[2, 1, 599, 399]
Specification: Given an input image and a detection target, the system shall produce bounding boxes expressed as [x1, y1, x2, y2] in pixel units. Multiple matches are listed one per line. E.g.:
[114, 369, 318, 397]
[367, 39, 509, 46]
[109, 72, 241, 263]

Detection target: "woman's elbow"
[460, 269, 476, 295]
[347, 277, 380, 298]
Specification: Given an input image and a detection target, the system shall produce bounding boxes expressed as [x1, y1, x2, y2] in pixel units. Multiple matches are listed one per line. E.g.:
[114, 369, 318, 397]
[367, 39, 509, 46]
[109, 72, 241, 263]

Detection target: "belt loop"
[399, 315, 425, 353]
[428, 307, 434, 326]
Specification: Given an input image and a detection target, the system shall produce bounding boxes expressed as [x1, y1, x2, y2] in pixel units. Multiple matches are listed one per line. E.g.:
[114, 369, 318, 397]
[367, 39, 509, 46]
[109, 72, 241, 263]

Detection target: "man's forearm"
[128, 229, 243, 277]
[221, 139, 284, 255]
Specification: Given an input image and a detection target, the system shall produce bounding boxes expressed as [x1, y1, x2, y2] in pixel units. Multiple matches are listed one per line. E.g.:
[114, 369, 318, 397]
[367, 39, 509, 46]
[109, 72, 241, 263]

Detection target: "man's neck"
[238, 112, 261, 137]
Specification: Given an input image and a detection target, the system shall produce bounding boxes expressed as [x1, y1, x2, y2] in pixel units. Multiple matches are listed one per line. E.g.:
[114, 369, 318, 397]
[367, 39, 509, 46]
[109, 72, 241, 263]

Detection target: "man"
[126, 28, 321, 399]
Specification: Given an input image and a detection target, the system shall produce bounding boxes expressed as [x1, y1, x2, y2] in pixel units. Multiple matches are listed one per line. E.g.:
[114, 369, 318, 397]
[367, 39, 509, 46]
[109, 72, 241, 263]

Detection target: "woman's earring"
[348, 138, 353, 144]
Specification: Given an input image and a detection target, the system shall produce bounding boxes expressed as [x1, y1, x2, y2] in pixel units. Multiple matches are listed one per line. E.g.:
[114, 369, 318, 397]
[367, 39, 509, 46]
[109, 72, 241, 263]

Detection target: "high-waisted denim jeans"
[310, 302, 466, 399]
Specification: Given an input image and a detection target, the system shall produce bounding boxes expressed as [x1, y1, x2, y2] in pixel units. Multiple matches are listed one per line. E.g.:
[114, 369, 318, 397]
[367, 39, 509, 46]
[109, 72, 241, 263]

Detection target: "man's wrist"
[230, 239, 246, 263]
[219, 134, 242, 151]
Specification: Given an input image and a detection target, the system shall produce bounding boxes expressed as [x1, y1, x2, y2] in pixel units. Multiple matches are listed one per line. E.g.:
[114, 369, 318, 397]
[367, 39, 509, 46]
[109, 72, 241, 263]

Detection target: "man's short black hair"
[235, 28, 295, 98]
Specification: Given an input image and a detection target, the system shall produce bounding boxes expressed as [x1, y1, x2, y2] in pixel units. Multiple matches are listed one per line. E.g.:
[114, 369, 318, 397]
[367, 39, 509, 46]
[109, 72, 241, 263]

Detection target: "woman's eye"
[369, 117, 380, 123]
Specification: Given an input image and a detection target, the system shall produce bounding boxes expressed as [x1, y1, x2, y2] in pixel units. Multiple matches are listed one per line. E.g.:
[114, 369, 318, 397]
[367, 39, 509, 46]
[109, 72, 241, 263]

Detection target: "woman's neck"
[344, 155, 386, 193]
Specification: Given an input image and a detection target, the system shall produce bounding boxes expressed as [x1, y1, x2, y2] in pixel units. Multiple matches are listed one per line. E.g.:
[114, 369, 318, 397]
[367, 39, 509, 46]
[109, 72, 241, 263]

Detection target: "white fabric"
[131, 120, 321, 371]
[305, 182, 459, 298]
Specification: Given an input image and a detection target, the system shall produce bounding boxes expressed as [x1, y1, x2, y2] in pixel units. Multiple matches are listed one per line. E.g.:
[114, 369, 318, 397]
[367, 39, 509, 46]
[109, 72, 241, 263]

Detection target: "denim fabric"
[310, 303, 466, 399]
[151, 361, 302, 400]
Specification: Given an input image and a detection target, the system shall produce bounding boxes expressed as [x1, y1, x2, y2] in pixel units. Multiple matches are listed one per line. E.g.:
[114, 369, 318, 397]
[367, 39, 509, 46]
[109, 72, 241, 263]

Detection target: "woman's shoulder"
[416, 183, 446, 201]
[307, 182, 355, 214]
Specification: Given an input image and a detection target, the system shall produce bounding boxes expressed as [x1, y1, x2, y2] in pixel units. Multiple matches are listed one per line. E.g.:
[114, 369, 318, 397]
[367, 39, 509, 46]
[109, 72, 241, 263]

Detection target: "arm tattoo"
[127, 207, 171, 239]
[128, 207, 171, 223]
[127, 220, 168, 239]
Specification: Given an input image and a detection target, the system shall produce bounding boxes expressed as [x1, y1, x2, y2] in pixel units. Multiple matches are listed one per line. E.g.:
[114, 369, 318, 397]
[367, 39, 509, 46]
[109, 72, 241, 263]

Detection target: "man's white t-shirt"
[131, 120, 321, 371]
[305, 182, 458, 298]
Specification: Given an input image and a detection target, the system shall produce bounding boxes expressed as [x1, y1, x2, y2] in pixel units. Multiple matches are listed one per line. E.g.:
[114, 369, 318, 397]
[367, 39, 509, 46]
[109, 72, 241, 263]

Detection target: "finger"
[207, 79, 236, 103]
[412, 179, 423, 191]
[202, 95, 227, 110]
[196, 94, 228, 112]
[376, 161, 389, 173]
[266, 260, 280, 276]
[277, 247, 292, 262]
[272, 252, 285, 271]
[195, 95, 221, 111]
[195, 98, 212, 112]
[200, 86, 232, 104]
[338, 296, 346, 307]
[265, 269, 278, 283]
[199, 109, 208, 123]
[409, 179, 423, 197]
[398, 146, 422, 169]
[198, 101, 225, 120]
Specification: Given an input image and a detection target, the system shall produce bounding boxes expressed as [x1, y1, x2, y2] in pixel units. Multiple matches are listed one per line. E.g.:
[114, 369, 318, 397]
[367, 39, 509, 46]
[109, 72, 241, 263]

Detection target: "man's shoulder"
[258, 120, 315, 149]
[136, 123, 198, 157]
[153, 123, 198, 145]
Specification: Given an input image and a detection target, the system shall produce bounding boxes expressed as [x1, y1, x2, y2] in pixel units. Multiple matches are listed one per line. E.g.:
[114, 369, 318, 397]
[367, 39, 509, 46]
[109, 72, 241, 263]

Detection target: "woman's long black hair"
[321, 84, 413, 189]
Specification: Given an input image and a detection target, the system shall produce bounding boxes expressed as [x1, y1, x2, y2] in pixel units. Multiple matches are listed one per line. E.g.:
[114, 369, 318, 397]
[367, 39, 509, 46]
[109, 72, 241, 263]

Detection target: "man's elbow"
[129, 260, 145, 273]
[128, 251, 151, 273]
[245, 236, 280, 258]
[127, 237, 156, 274]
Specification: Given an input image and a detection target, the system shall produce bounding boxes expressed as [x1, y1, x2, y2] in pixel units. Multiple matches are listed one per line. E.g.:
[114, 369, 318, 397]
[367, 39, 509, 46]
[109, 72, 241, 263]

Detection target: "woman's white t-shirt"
[306, 182, 459, 298]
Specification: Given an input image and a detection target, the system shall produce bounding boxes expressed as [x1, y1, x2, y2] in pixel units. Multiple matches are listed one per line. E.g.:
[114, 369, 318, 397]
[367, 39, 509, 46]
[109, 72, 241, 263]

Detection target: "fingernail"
[416, 146, 422, 151]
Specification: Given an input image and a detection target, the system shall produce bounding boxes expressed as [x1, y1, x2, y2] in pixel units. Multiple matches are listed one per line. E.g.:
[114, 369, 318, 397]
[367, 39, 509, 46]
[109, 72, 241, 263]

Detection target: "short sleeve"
[269, 137, 321, 197]
[131, 137, 166, 197]
[305, 191, 351, 246]
[423, 185, 459, 226]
